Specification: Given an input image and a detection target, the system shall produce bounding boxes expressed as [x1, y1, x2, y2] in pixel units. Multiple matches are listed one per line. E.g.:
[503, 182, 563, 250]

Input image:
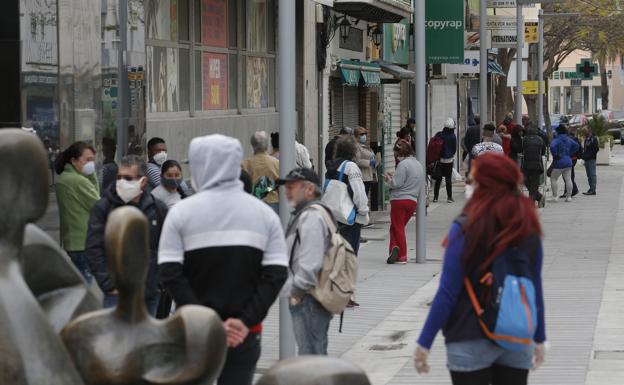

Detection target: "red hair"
[462, 153, 542, 272]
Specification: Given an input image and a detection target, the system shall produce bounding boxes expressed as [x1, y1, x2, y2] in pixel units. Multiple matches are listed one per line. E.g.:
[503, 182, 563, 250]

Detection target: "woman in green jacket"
[55, 142, 100, 284]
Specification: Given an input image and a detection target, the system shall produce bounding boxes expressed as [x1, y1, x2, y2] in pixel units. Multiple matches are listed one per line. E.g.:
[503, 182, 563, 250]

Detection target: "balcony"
[333, 0, 413, 23]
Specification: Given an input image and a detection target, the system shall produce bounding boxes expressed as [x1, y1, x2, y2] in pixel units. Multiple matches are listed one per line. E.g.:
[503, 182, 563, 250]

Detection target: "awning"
[488, 60, 506, 77]
[376, 60, 415, 82]
[333, 0, 413, 23]
[339, 60, 381, 87]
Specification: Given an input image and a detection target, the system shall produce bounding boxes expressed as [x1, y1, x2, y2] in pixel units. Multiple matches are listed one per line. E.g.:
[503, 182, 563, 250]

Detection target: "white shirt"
[151, 185, 182, 208]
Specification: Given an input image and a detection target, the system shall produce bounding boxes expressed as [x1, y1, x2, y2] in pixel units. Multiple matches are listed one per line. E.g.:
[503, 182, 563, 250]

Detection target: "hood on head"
[189, 134, 242, 191]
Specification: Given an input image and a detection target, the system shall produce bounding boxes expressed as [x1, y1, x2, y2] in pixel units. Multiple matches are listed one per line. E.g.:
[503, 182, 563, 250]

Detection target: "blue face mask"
[162, 177, 182, 190]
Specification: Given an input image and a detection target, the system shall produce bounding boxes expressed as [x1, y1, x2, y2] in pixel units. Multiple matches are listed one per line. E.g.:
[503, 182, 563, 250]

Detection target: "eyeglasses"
[116, 175, 139, 181]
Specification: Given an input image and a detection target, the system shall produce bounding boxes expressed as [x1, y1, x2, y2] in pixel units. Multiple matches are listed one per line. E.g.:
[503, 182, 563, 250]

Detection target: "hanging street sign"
[425, 0, 465, 64]
[521, 80, 544, 95]
[487, 16, 518, 48]
[488, 0, 517, 7]
[524, 21, 538, 43]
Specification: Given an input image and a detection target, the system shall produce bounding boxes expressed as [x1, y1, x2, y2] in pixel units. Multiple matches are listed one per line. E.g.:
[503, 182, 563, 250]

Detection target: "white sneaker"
[550, 197, 559, 203]
[565, 197, 572, 202]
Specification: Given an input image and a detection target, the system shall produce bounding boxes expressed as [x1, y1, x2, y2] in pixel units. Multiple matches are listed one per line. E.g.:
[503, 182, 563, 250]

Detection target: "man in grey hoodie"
[277, 168, 333, 355]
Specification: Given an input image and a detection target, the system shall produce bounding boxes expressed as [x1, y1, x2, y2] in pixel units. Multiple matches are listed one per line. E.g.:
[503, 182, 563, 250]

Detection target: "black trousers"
[450, 365, 529, 385]
[218, 333, 261, 385]
[563, 160, 579, 196]
[524, 171, 543, 202]
[434, 162, 453, 200]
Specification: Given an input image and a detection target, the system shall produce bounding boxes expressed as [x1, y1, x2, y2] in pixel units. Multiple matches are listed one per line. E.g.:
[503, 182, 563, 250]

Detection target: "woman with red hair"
[413, 153, 546, 385]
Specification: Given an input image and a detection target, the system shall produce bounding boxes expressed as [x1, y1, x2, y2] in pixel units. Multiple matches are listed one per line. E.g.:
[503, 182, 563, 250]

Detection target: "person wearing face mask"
[277, 168, 333, 355]
[354, 126, 377, 199]
[385, 141, 424, 265]
[146, 137, 168, 190]
[86, 155, 168, 315]
[151, 160, 188, 208]
[55, 141, 100, 284]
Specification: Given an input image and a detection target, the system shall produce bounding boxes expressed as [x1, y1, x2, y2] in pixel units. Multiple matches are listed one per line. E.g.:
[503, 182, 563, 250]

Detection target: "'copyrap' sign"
[425, 0, 465, 64]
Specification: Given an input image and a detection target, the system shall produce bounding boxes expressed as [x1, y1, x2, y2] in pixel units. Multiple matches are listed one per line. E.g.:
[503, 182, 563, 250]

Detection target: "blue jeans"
[446, 339, 533, 372]
[338, 223, 362, 255]
[103, 293, 160, 317]
[66, 250, 93, 285]
[585, 159, 597, 193]
[289, 295, 333, 355]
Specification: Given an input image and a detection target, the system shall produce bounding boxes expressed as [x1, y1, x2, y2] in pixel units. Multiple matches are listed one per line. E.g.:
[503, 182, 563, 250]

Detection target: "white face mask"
[153, 151, 167, 166]
[465, 184, 475, 200]
[116, 177, 144, 203]
[359, 135, 367, 143]
[81, 161, 96, 176]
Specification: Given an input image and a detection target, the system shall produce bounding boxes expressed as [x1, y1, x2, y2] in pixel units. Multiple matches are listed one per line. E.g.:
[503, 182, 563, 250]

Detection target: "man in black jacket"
[324, 126, 354, 168]
[158, 134, 288, 385]
[521, 125, 547, 207]
[582, 127, 599, 195]
[86, 155, 167, 315]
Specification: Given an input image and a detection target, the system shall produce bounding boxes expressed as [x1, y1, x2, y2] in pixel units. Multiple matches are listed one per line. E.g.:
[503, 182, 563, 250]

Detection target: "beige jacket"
[242, 153, 280, 204]
[356, 143, 376, 182]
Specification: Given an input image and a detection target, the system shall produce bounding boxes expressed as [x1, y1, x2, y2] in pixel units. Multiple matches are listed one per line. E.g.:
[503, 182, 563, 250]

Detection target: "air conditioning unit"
[431, 63, 447, 79]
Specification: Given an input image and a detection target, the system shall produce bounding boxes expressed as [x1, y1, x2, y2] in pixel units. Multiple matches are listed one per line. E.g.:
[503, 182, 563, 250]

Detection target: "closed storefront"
[330, 79, 360, 129]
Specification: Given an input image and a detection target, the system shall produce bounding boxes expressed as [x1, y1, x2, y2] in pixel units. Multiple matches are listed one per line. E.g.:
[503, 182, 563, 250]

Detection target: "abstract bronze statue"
[21, 224, 100, 333]
[61, 206, 227, 385]
[0, 129, 85, 384]
[257, 356, 371, 385]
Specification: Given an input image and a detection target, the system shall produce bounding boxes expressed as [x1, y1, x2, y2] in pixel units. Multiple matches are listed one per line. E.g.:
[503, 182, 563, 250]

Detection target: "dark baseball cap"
[276, 168, 320, 186]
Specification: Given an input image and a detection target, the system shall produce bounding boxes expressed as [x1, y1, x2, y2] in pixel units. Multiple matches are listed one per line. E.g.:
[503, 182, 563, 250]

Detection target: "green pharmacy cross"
[576, 59, 598, 80]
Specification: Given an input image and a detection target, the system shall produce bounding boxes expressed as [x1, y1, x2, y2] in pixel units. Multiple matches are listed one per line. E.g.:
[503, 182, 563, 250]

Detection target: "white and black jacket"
[158, 134, 288, 330]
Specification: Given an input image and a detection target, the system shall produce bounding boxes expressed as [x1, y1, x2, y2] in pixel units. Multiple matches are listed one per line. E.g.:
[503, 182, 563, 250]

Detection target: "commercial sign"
[446, 51, 481, 74]
[425, 0, 464, 64]
[521, 80, 544, 95]
[524, 21, 538, 44]
[487, 16, 518, 48]
[488, 0, 516, 7]
[383, 19, 409, 65]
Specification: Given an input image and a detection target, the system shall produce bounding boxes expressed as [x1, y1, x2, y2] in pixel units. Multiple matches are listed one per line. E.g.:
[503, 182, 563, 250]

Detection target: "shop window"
[201, 0, 227, 47]
[147, 46, 181, 112]
[245, 57, 269, 108]
[246, 0, 267, 52]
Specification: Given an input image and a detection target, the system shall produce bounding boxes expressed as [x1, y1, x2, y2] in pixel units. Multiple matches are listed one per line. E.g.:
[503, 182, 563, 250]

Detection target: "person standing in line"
[549, 124, 579, 202]
[100, 137, 118, 194]
[433, 118, 457, 203]
[354, 126, 377, 198]
[471, 124, 504, 157]
[385, 141, 424, 265]
[295, 140, 313, 169]
[145, 137, 168, 190]
[582, 127, 599, 196]
[414, 153, 546, 385]
[325, 127, 354, 168]
[86, 155, 167, 315]
[55, 141, 100, 284]
[242, 131, 280, 213]
[158, 134, 288, 385]
[402, 118, 417, 151]
[509, 126, 525, 164]
[521, 125, 547, 208]
[270, 132, 280, 159]
[325, 136, 369, 256]
[151, 160, 188, 208]
[278, 168, 333, 355]
[561, 127, 582, 198]
[463, 122, 482, 173]
[496, 125, 511, 156]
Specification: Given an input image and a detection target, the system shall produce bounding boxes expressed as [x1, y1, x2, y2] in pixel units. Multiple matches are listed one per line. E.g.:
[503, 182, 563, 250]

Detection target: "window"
[551, 86, 560, 114]
[147, 0, 276, 114]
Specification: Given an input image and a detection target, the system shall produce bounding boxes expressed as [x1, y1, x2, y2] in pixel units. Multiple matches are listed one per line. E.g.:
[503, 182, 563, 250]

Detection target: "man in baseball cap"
[278, 167, 334, 355]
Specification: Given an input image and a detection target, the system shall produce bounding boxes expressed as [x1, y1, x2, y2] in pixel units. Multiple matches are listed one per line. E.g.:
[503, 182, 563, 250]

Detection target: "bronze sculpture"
[257, 356, 372, 385]
[0, 129, 85, 384]
[61, 206, 227, 385]
[21, 224, 100, 333]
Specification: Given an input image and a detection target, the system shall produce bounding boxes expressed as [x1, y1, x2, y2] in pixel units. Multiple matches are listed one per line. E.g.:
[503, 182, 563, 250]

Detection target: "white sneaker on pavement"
[565, 197, 572, 202]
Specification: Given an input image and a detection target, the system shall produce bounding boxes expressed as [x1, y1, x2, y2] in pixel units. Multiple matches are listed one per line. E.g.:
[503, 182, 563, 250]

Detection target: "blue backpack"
[459, 218, 538, 351]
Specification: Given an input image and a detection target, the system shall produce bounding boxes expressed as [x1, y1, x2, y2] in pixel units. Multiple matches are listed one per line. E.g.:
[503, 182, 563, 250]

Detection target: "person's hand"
[533, 343, 546, 370]
[370, 157, 377, 167]
[384, 171, 393, 182]
[223, 318, 249, 348]
[413, 344, 430, 374]
[109, 289, 119, 295]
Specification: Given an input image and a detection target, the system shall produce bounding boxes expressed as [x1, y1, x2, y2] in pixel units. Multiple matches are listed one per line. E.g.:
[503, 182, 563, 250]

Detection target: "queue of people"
[51, 115, 605, 385]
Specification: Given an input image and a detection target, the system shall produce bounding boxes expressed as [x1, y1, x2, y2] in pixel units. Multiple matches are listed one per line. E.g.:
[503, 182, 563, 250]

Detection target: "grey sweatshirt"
[284, 202, 331, 298]
[389, 157, 424, 202]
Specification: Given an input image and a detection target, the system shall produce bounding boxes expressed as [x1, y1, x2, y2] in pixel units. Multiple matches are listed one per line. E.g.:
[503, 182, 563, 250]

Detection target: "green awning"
[339, 60, 381, 87]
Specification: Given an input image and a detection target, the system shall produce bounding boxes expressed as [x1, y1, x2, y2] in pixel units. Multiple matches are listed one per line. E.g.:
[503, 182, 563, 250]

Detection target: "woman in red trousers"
[385, 141, 425, 264]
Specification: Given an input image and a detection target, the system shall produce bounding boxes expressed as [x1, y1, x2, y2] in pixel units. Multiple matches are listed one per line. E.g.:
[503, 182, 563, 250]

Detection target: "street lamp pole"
[538, 9, 544, 131]
[479, 0, 488, 126]
[415, 0, 426, 264]
[515, 2, 524, 124]
[277, 0, 297, 360]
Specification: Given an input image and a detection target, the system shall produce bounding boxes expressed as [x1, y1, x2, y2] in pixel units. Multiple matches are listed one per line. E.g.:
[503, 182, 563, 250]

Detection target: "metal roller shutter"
[383, 82, 401, 173]
[331, 80, 360, 129]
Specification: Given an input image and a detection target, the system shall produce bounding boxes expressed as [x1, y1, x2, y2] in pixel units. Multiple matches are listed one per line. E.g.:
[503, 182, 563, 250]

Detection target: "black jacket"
[521, 134, 546, 173]
[86, 187, 168, 299]
[324, 136, 339, 168]
[583, 135, 600, 160]
[464, 125, 482, 158]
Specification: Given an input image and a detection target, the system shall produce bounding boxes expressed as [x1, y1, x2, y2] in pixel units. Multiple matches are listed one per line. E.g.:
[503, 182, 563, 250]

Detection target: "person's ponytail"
[54, 150, 68, 175]
[55, 141, 94, 175]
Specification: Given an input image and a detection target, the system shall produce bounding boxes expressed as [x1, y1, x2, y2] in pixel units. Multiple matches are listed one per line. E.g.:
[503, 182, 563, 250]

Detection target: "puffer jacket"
[550, 134, 580, 169]
[521, 134, 546, 172]
[86, 187, 168, 300]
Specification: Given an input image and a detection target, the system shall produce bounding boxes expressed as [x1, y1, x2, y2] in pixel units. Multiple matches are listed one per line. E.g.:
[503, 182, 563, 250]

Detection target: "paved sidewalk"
[258, 148, 624, 385]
